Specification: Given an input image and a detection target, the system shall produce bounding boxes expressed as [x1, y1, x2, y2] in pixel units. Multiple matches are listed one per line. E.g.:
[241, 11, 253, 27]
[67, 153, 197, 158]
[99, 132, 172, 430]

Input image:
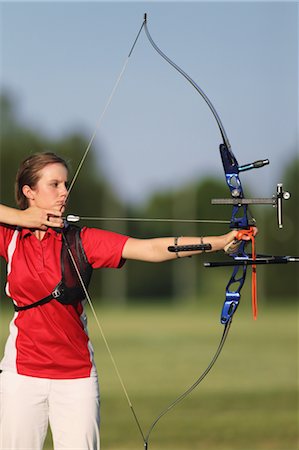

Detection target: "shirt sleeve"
[80, 227, 129, 269]
[0, 224, 16, 260]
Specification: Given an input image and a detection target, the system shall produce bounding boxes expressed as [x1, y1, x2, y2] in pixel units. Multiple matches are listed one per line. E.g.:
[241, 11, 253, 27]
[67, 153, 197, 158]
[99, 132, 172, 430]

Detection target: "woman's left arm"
[122, 230, 254, 262]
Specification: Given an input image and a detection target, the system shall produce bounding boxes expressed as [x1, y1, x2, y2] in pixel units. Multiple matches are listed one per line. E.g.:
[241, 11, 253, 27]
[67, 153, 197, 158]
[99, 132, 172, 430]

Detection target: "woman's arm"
[122, 230, 256, 262]
[0, 204, 63, 229]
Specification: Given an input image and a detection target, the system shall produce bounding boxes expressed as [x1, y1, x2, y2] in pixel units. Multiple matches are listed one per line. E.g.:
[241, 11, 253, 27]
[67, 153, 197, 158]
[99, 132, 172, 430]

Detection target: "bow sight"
[212, 177, 291, 229]
[212, 144, 291, 229]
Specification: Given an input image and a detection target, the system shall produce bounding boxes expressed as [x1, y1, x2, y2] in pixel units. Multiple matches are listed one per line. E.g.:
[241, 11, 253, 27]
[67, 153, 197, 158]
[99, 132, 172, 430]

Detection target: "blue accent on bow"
[143, 14, 253, 326]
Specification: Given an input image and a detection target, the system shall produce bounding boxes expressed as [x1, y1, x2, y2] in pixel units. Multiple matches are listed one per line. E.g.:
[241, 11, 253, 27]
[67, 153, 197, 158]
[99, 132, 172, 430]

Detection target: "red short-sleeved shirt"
[0, 225, 129, 379]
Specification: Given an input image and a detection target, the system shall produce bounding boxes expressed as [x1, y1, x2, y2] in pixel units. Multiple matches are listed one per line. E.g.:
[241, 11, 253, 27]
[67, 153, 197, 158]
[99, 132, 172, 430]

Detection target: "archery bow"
[134, 14, 260, 448]
[131, 15, 293, 449]
[62, 13, 295, 450]
[142, 13, 266, 328]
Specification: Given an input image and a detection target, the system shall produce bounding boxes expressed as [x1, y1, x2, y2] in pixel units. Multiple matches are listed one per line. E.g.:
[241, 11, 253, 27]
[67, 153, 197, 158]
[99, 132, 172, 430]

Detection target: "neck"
[34, 229, 46, 241]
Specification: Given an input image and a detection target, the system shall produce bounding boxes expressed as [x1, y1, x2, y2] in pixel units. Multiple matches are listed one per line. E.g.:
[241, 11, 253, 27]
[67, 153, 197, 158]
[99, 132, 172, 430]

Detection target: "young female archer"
[0, 152, 256, 450]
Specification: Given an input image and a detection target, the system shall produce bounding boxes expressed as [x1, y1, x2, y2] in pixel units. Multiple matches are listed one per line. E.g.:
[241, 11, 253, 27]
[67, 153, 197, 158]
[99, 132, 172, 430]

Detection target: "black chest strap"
[14, 225, 92, 312]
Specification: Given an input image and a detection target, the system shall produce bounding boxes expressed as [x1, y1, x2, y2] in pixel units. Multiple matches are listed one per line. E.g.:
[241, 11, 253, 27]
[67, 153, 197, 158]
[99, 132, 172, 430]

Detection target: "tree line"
[0, 92, 298, 307]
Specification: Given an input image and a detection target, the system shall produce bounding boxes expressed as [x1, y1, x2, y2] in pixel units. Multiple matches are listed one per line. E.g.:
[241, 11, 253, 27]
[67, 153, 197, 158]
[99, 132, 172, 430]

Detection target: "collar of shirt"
[20, 227, 63, 241]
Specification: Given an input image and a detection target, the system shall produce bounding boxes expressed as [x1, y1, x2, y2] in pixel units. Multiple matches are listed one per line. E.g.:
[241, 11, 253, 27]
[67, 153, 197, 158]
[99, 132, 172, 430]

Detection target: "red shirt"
[0, 225, 128, 379]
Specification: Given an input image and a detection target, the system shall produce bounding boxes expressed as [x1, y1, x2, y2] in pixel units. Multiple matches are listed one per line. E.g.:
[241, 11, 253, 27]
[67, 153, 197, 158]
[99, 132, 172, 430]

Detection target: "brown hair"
[15, 152, 69, 209]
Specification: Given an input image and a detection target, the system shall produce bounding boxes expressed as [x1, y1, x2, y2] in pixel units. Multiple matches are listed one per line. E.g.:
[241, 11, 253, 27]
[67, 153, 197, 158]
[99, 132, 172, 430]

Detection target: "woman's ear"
[22, 185, 34, 201]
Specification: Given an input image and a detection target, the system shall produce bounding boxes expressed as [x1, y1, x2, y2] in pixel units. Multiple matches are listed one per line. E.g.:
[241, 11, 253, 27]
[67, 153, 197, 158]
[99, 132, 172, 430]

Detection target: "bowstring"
[63, 13, 236, 450]
[144, 320, 232, 449]
[66, 19, 145, 199]
[62, 233, 146, 443]
[66, 58, 129, 198]
[63, 18, 148, 445]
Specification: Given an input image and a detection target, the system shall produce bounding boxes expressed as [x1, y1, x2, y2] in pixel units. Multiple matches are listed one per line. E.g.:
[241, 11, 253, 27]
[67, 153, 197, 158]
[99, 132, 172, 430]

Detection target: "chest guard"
[14, 225, 92, 311]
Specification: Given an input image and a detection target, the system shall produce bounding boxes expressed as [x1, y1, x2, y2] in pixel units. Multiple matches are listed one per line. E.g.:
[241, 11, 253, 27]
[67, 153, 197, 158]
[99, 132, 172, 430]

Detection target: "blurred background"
[0, 1, 298, 449]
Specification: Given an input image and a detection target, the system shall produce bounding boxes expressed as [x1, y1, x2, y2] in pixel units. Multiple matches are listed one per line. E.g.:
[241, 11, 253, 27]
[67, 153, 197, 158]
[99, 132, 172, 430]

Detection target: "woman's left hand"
[224, 226, 258, 254]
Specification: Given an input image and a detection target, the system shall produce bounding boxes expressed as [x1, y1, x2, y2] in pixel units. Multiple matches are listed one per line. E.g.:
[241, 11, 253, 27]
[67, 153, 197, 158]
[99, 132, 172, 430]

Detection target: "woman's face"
[24, 163, 68, 209]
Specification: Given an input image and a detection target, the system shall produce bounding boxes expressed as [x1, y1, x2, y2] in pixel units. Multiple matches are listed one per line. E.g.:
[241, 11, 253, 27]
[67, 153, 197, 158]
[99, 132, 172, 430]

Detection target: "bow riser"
[220, 143, 250, 229]
[221, 241, 248, 324]
[219, 141, 250, 323]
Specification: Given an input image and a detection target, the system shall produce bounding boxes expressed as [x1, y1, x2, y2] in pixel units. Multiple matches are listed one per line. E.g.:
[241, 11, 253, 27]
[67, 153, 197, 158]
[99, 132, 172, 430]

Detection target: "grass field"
[0, 299, 298, 450]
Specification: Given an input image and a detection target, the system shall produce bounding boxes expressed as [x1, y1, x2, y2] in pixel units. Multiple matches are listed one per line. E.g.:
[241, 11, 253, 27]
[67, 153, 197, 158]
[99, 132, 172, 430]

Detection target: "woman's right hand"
[18, 206, 63, 229]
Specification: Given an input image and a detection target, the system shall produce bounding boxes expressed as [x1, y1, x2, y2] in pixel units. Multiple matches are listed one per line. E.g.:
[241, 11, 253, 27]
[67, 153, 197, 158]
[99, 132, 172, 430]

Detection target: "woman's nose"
[61, 184, 68, 197]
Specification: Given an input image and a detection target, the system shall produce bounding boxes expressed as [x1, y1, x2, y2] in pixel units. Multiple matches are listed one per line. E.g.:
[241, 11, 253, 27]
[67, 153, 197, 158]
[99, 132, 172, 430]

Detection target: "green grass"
[1, 300, 298, 450]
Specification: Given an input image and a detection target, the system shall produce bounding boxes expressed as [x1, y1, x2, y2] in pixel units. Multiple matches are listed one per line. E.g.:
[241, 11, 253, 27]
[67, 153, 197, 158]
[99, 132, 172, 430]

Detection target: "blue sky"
[0, 1, 298, 203]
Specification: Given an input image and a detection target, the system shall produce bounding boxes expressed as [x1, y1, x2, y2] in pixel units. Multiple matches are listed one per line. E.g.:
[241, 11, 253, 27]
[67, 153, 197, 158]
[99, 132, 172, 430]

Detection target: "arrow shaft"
[65, 214, 230, 224]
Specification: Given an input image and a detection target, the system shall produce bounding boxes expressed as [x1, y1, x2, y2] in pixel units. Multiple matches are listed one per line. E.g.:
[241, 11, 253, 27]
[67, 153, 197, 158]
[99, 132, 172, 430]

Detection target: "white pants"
[0, 371, 100, 450]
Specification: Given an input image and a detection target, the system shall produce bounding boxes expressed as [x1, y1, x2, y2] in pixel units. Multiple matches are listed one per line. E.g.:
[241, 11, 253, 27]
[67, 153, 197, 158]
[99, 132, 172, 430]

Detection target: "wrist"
[16, 209, 25, 226]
